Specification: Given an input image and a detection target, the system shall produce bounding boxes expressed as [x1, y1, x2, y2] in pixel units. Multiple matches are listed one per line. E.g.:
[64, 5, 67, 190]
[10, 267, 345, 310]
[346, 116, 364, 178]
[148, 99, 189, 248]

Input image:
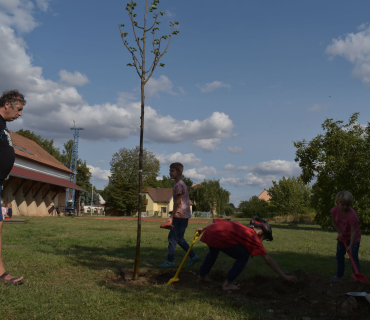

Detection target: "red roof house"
[1, 132, 82, 216]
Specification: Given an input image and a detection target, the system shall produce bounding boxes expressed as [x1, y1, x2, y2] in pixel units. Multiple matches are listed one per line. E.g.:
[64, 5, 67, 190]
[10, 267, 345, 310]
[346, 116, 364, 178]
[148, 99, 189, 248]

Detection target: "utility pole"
[65, 122, 84, 212]
[91, 177, 94, 216]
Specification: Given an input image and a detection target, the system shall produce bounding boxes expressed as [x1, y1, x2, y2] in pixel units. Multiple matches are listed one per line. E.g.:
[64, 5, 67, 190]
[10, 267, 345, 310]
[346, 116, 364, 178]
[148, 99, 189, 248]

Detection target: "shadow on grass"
[47, 243, 370, 278]
[270, 223, 334, 233]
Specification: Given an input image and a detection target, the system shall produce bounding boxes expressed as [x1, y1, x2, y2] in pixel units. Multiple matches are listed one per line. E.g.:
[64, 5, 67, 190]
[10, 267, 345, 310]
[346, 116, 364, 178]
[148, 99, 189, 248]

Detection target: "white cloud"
[221, 173, 270, 188]
[198, 166, 217, 175]
[0, 0, 38, 32]
[326, 26, 370, 84]
[0, 5, 235, 144]
[308, 103, 328, 112]
[193, 138, 221, 151]
[165, 10, 175, 18]
[357, 23, 368, 31]
[146, 75, 176, 97]
[87, 165, 110, 181]
[144, 111, 233, 144]
[35, 0, 51, 11]
[183, 166, 217, 181]
[222, 163, 236, 170]
[199, 81, 230, 93]
[156, 152, 202, 167]
[221, 160, 302, 188]
[228, 146, 242, 154]
[178, 86, 185, 94]
[249, 160, 301, 176]
[229, 195, 245, 207]
[59, 70, 89, 86]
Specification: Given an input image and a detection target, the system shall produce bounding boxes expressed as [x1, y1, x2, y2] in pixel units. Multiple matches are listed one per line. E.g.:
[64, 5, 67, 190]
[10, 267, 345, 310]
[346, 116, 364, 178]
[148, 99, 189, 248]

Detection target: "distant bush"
[238, 196, 273, 219]
[193, 211, 202, 218]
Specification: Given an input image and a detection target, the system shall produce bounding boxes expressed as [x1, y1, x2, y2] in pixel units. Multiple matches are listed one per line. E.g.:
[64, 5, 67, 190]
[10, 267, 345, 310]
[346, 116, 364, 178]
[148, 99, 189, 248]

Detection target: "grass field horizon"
[1, 216, 369, 319]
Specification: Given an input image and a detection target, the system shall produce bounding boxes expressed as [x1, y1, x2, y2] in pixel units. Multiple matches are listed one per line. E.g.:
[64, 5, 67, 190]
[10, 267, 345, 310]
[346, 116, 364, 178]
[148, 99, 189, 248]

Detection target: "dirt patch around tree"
[106, 269, 370, 319]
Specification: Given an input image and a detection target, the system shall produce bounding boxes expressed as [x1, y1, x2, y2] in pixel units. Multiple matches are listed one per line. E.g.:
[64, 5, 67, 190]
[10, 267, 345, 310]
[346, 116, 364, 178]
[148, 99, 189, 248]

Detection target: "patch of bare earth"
[106, 269, 370, 319]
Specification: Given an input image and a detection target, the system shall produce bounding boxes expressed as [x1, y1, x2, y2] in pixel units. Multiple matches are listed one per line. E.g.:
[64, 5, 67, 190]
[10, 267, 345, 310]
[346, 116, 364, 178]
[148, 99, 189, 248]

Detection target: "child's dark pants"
[167, 217, 195, 262]
[199, 244, 250, 283]
[336, 240, 361, 278]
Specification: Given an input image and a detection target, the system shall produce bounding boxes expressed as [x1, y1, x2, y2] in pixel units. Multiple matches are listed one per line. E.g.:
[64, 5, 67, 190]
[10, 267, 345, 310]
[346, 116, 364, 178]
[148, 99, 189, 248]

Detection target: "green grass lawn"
[0, 217, 369, 320]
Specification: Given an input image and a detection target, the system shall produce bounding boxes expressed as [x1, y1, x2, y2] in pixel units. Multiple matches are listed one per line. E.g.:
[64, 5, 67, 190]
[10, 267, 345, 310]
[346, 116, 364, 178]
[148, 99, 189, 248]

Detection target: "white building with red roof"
[1, 132, 83, 216]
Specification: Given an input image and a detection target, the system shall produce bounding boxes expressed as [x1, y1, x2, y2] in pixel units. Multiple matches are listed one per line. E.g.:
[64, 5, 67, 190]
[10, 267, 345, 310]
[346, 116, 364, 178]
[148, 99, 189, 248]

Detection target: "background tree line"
[237, 113, 370, 231]
[101, 146, 231, 215]
[237, 177, 312, 221]
[16, 130, 231, 215]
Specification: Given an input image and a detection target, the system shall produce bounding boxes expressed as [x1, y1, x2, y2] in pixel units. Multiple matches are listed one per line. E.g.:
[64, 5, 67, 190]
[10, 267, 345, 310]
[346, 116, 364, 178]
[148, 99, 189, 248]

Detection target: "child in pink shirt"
[331, 190, 361, 280]
[159, 162, 199, 268]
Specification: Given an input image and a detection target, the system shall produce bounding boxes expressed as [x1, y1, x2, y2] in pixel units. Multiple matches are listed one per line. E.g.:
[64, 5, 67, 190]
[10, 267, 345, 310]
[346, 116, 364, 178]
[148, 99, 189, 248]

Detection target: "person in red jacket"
[196, 217, 297, 291]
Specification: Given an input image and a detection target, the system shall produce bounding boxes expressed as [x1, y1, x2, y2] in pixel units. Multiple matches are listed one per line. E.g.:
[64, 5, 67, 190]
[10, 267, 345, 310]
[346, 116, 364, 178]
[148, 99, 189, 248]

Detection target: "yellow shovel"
[168, 231, 200, 284]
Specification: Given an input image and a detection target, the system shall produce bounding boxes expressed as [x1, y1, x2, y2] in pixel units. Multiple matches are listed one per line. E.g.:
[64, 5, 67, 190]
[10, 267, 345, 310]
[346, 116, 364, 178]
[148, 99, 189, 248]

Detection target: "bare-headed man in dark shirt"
[0, 90, 25, 285]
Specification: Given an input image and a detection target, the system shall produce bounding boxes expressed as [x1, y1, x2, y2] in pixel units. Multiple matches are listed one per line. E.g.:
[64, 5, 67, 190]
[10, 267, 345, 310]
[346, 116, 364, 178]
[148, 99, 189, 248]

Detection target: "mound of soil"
[108, 269, 370, 319]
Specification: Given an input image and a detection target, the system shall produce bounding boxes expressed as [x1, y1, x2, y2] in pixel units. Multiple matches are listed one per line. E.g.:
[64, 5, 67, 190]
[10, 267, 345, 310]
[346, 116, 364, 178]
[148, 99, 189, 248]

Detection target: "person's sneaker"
[331, 276, 341, 281]
[159, 260, 174, 268]
[186, 254, 199, 267]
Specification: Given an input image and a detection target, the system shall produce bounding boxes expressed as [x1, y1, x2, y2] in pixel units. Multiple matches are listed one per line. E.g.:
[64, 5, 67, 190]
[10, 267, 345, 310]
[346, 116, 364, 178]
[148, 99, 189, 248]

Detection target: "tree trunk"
[133, 79, 145, 280]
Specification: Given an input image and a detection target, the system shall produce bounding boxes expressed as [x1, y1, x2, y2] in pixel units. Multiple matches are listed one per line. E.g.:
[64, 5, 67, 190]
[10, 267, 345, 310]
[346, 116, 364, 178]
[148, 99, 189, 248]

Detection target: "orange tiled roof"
[10, 131, 72, 174]
[146, 188, 173, 203]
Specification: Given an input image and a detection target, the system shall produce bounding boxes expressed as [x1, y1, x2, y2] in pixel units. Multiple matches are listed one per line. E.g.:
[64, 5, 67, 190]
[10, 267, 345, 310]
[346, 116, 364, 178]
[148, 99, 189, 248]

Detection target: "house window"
[161, 207, 166, 213]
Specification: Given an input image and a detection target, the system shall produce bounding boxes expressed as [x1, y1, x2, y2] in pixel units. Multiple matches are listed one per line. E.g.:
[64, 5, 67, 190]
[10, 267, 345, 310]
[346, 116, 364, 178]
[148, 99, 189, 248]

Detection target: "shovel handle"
[366, 294, 370, 304]
[167, 231, 200, 285]
[341, 240, 360, 274]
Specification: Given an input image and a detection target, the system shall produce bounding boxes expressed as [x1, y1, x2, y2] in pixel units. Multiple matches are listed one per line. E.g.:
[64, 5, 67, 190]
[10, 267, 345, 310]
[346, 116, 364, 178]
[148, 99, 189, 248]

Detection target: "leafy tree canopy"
[238, 196, 271, 219]
[151, 174, 193, 189]
[106, 146, 160, 214]
[268, 176, 311, 221]
[294, 113, 370, 230]
[194, 179, 230, 215]
[224, 205, 235, 216]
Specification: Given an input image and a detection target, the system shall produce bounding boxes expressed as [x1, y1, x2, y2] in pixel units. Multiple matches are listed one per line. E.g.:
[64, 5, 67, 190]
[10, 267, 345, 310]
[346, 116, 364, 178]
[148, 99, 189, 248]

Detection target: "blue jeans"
[199, 244, 250, 283]
[336, 240, 361, 278]
[167, 218, 195, 262]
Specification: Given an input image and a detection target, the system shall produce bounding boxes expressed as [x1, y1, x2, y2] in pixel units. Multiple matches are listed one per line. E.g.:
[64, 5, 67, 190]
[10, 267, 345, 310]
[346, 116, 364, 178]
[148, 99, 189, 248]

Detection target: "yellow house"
[144, 187, 193, 218]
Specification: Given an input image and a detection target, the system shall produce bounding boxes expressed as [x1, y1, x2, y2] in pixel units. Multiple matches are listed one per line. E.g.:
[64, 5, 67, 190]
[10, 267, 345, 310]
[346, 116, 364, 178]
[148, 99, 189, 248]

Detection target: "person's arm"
[332, 215, 343, 239]
[167, 196, 182, 224]
[262, 254, 298, 283]
[196, 220, 215, 234]
[347, 224, 357, 253]
[172, 195, 182, 215]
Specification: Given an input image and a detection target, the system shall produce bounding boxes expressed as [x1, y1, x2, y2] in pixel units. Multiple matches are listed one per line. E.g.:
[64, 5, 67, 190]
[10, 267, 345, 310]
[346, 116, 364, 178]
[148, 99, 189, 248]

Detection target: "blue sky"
[2, 0, 370, 205]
